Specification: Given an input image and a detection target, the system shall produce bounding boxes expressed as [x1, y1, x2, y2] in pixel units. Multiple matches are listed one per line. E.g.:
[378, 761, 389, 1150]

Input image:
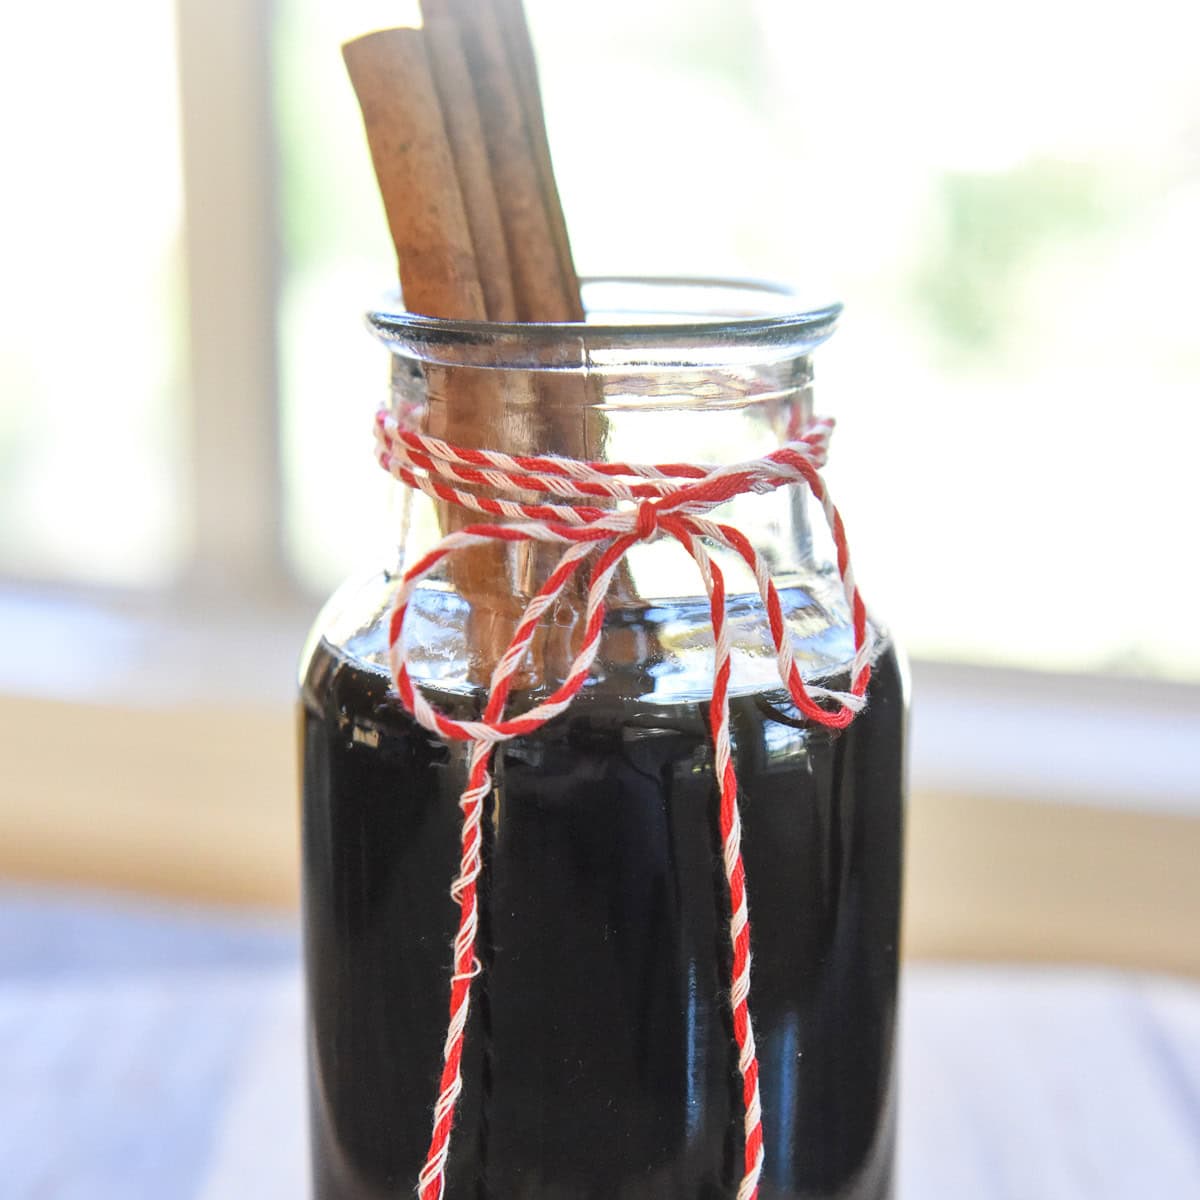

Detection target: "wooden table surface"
[3, 888, 1198, 1199]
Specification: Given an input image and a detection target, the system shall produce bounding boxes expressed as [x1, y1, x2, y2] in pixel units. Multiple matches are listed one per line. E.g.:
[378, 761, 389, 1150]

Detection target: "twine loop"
[374, 407, 873, 1200]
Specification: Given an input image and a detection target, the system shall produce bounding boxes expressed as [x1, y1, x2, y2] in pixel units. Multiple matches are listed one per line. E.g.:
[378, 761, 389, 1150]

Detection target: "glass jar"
[299, 279, 906, 1200]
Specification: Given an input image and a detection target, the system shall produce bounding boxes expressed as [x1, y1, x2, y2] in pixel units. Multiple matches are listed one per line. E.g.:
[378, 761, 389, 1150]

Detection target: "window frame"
[176, 0, 289, 600]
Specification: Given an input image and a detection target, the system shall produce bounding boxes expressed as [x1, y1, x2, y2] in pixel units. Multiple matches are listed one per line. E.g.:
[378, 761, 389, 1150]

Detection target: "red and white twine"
[374, 407, 874, 1200]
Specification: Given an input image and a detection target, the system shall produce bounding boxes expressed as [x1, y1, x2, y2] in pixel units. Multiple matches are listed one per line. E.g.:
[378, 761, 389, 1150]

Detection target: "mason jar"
[299, 278, 906, 1200]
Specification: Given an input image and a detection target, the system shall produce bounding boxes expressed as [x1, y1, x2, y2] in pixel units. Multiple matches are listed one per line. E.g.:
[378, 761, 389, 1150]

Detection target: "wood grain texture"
[2, 895, 1196, 1200]
[897, 967, 1200, 1197]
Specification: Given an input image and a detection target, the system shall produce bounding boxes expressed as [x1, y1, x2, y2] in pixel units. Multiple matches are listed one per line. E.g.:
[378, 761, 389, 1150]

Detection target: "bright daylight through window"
[277, 0, 1200, 680]
[1, 0, 1197, 685]
[0, 3, 185, 587]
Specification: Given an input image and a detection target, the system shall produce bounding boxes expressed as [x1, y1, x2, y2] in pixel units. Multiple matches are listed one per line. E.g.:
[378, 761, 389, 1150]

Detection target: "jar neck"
[370, 280, 846, 690]
[389, 353, 821, 603]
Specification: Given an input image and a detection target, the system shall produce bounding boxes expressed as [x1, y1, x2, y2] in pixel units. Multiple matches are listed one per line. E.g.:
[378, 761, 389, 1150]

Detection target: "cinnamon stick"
[344, 6, 634, 682]
[427, 1, 637, 622]
[345, 24, 524, 680]
[491, 0, 585, 319]
[421, 9, 519, 322]
[431, 0, 580, 324]
[342, 28, 485, 320]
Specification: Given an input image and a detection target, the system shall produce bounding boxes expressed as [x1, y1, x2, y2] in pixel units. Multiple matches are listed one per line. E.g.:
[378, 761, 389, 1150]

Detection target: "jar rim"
[366, 277, 842, 372]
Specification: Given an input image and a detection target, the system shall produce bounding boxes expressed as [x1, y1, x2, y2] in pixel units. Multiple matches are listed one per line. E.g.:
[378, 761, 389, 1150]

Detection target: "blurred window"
[277, 0, 1200, 680]
[3, 0, 1198, 684]
[0, 3, 185, 587]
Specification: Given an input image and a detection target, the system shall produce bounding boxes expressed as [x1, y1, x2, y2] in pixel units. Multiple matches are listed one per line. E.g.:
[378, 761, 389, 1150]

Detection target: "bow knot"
[634, 500, 662, 540]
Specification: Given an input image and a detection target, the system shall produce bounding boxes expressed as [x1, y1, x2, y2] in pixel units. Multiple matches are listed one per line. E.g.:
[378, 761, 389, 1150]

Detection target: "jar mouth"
[366, 277, 842, 372]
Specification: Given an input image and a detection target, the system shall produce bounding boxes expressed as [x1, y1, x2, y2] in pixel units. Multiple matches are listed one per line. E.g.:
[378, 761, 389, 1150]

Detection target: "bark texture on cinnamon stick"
[491, 0, 583, 312]
[430, 0, 584, 323]
[345, 21, 524, 677]
[342, 27, 486, 321]
[343, 3, 621, 680]
[421, 9, 519, 322]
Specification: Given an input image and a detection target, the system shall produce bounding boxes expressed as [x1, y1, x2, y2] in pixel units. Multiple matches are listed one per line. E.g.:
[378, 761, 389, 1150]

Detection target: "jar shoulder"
[301, 565, 887, 711]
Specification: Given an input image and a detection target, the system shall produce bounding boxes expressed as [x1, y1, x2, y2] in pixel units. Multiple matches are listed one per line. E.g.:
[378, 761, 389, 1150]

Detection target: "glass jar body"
[299, 282, 906, 1200]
